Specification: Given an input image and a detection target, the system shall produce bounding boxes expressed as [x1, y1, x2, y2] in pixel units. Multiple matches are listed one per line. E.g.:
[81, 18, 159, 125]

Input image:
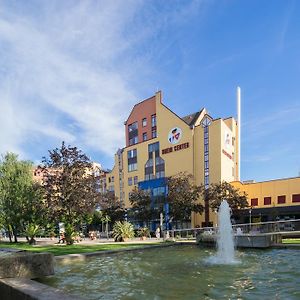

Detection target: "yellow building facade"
[231, 177, 300, 223]
[106, 91, 239, 228]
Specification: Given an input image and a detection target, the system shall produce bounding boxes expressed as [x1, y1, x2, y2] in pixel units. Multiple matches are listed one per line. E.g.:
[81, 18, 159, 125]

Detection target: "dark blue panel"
[138, 177, 167, 190]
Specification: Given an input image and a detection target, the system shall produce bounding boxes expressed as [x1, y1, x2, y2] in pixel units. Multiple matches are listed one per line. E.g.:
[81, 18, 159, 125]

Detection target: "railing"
[164, 219, 300, 240]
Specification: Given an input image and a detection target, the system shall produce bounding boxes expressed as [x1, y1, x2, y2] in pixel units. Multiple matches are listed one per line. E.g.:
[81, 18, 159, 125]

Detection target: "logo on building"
[168, 127, 182, 144]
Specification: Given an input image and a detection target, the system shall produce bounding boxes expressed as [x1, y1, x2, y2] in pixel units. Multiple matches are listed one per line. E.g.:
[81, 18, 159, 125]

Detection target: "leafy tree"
[0, 153, 36, 243]
[21, 182, 48, 244]
[39, 142, 100, 244]
[167, 172, 204, 226]
[99, 192, 125, 225]
[206, 181, 249, 212]
[129, 187, 154, 226]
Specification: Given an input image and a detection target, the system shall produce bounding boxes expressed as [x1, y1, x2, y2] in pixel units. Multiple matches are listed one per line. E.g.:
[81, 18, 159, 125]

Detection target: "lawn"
[282, 238, 300, 244]
[0, 241, 162, 256]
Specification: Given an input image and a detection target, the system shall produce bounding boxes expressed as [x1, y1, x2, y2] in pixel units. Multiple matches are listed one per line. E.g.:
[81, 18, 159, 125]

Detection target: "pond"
[38, 245, 300, 299]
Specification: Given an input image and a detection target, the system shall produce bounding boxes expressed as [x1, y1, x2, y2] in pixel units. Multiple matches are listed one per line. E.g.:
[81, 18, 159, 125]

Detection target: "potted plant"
[112, 221, 135, 242]
[138, 227, 150, 240]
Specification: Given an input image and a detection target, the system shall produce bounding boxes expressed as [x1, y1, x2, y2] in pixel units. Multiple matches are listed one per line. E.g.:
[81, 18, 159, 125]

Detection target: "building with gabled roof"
[106, 91, 239, 228]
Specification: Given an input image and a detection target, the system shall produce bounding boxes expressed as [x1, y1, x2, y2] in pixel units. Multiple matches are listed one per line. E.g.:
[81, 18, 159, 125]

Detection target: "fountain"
[206, 199, 238, 264]
[215, 200, 236, 264]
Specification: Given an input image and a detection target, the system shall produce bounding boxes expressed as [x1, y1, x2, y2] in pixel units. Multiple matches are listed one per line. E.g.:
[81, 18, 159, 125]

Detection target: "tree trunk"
[7, 229, 12, 243]
[12, 226, 18, 243]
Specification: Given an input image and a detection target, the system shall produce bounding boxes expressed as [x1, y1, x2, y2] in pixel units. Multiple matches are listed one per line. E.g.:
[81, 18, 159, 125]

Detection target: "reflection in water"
[38, 247, 300, 300]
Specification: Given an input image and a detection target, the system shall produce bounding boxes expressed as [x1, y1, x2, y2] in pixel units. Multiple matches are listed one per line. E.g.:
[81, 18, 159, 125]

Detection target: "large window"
[145, 159, 154, 180]
[128, 149, 137, 172]
[128, 122, 138, 132]
[155, 156, 165, 178]
[145, 142, 164, 180]
[128, 122, 138, 145]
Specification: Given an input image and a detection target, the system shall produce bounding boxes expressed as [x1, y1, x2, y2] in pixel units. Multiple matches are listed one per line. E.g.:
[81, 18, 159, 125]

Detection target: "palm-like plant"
[112, 221, 135, 242]
[24, 223, 40, 245]
[137, 227, 150, 238]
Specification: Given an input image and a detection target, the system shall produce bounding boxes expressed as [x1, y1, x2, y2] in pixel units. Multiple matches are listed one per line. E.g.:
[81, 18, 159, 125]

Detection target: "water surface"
[39, 246, 300, 300]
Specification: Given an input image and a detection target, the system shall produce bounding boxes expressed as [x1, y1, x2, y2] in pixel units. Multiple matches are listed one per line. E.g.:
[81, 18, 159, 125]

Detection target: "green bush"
[112, 221, 135, 242]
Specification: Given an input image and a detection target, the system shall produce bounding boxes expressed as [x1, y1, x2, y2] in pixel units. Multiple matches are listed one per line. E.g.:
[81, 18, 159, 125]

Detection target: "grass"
[0, 241, 162, 256]
[282, 238, 300, 244]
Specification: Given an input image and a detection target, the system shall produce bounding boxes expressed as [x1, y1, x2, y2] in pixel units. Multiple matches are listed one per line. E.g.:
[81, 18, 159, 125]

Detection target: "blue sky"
[1, 0, 300, 182]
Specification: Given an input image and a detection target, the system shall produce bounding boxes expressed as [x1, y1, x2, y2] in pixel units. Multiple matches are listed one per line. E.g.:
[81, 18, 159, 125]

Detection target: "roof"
[181, 109, 204, 126]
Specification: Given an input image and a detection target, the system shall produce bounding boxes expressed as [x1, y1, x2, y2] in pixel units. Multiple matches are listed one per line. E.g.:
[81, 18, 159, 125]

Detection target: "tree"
[21, 182, 48, 244]
[167, 172, 204, 226]
[39, 142, 100, 244]
[0, 153, 36, 243]
[206, 181, 248, 212]
[129, 187, 154, 226]
[99, 192, 125, 225]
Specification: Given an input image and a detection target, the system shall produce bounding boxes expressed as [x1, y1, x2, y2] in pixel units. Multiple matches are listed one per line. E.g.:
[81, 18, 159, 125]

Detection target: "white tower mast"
[237, 86, 241, 181]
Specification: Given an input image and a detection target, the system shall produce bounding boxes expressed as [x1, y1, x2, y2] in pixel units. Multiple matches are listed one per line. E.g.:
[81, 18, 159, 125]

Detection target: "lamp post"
[249, 207, 252, 232]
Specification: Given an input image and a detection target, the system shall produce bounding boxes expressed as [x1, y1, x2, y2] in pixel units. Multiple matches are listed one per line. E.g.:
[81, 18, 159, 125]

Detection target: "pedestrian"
[155, 227, 160, 239]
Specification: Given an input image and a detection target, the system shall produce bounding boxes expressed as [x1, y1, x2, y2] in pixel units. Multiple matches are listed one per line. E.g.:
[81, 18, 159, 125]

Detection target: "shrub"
[137, 227, 150, 238]
[112, 221, 135, 242]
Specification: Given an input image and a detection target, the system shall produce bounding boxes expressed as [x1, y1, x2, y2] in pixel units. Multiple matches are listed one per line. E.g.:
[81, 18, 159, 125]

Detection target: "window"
[111, 176, 114, 183]
[128, 122, 138, 145]
[155, 156, 165, 178]
[292, 194, 300, 203]
[151, 114, 156, 127]
[264, 197, 271, 205]
[128, 149, 137, 158]
[277, 195, 286, 204]
[251, 198, 258, 206]
[129, 136, 138, 145]
[128, 122, 138, 132]
[153, 187, 165, 197]
[128, 149, 137, 172]
[128, 177, 132, 186]
[152, 129, 157, 138]
[143, 132, 147, 141]
[108, 177, 111, 183]
[134, 176, 138, 185]
[142, 118, 147, 127]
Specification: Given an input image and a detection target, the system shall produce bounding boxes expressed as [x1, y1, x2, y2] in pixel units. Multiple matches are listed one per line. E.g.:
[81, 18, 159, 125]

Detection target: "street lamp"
[249, 207, 252, 232]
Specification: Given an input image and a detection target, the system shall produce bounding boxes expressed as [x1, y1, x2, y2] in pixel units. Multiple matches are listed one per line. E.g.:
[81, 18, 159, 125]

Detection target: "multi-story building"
[106, 91, 240, 227]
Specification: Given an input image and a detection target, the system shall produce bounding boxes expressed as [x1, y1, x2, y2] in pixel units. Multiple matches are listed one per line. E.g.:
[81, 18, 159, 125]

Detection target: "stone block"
[0, 251, 54, 279]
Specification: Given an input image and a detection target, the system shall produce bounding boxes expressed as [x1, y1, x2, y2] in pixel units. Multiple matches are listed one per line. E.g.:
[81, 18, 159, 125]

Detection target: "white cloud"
[0, 1, 146, 159]
[0, 1, 205, 163]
